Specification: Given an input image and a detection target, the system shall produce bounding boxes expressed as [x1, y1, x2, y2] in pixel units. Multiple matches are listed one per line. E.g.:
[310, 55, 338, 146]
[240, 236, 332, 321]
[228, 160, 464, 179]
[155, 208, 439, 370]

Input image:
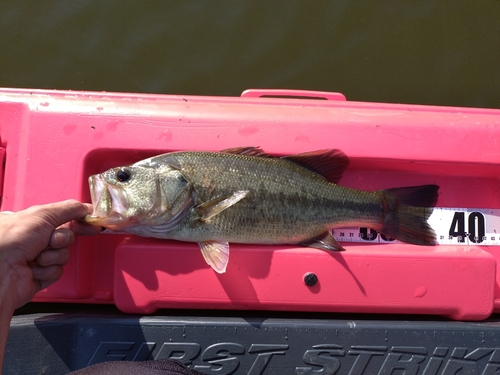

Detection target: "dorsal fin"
[220, 146, 273, 158]
[283, 149, 349, 184]
[221, 147, 349, 183]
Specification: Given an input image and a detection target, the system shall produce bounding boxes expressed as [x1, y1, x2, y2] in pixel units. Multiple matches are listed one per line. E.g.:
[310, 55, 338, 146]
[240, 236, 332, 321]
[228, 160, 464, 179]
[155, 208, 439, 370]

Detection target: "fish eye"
[116, 167, 132, 183]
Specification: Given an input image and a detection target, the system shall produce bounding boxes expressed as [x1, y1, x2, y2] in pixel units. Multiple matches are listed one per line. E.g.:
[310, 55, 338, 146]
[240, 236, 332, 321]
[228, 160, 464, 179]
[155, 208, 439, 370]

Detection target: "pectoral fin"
[199, 241, 230, 273]
[299, 231, 346, 251]
[195, 190, 249, 221]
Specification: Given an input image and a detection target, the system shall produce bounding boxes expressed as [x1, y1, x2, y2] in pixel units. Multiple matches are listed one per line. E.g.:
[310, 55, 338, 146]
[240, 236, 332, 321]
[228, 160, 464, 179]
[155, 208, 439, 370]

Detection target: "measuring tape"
[333, 208, 500, 246]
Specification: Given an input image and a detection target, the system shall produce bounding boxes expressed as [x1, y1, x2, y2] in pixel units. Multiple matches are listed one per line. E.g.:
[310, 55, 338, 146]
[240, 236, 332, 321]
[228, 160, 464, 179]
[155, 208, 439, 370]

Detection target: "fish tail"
[378, 184, 439, 245]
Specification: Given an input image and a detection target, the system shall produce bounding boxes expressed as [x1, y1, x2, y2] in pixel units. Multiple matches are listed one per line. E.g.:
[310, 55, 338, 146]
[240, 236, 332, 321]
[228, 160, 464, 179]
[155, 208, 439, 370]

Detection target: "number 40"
[449, 211, 485, 243]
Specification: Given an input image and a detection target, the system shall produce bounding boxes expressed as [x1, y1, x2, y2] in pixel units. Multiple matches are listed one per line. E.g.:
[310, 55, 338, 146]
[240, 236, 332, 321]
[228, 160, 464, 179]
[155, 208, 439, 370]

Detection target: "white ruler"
[332, 208, 500, 246]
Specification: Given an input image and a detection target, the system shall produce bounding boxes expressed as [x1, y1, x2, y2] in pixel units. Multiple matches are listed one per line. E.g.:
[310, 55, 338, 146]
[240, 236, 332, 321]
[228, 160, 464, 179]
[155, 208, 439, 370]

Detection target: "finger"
[34, 248, 70, 267]
[28, 200, 93, 229]
[82, 203, 94, 212]
[49, 228, 75, 249]
[30, 264, 64, 287]
[70, 219, 104, 236]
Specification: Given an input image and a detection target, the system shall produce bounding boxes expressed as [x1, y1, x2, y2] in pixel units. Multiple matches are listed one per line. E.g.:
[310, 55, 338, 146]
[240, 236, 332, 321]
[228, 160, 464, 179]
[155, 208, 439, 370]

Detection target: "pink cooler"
[1, 88, 499, 320]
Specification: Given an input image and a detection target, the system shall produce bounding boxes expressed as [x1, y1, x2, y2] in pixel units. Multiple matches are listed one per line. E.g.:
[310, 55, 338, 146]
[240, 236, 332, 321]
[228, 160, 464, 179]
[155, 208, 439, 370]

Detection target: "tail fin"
[379, 184, 439, 245]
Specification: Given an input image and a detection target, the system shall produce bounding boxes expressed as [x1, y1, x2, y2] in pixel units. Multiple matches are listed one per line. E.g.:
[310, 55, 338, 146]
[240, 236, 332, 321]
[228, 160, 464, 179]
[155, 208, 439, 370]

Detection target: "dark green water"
[1, 1, 499, 108]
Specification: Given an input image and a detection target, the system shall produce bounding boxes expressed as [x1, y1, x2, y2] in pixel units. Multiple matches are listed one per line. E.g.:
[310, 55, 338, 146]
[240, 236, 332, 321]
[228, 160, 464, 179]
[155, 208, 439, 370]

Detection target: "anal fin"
[299, 231, 345, 251]
[199, 241, 230, 273]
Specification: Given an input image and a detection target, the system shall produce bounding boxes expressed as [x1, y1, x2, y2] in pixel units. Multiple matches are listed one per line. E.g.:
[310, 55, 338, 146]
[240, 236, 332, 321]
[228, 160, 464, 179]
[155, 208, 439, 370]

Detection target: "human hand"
[0, 200, 101, 314]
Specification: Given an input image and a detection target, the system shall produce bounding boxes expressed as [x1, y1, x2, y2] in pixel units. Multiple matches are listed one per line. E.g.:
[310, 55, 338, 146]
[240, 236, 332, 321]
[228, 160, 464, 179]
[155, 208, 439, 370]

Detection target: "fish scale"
[85, 148, 438, 273]
[158, 152, 366, 241]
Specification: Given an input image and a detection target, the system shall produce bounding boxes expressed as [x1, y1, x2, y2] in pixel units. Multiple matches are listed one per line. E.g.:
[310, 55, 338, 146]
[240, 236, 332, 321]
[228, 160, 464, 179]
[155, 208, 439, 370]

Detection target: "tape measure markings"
[332, 207, 500, 246]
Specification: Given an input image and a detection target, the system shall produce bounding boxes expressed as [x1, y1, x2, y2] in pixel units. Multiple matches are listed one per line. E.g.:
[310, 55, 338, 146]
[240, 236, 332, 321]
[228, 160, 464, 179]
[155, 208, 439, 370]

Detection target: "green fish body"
[85, 147, 438, 273]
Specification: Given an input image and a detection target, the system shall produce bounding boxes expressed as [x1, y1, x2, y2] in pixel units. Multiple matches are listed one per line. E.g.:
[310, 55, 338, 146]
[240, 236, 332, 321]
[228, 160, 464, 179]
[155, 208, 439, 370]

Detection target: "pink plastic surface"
[240, 88, 346, 101]
[1, 87, 499, 320]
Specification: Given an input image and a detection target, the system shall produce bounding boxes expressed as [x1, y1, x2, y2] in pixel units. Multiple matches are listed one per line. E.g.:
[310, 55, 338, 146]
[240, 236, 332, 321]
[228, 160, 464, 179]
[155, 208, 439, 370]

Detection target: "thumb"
[26, 200, 93, 229]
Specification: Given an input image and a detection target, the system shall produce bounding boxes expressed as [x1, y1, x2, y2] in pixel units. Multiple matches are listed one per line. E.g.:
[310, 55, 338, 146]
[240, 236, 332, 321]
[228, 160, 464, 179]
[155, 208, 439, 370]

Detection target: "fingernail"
[51, 230, 71, 248]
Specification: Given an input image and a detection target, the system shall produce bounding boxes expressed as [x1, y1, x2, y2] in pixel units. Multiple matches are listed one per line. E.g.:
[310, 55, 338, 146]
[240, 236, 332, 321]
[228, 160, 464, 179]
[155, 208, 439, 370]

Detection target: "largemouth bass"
[84, 147, 438, 273]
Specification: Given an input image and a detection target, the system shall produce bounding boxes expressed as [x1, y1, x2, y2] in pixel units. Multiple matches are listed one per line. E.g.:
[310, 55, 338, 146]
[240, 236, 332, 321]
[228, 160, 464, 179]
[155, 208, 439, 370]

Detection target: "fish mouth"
[83, 174, 130, 228]
[89, 175, 108, 215]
